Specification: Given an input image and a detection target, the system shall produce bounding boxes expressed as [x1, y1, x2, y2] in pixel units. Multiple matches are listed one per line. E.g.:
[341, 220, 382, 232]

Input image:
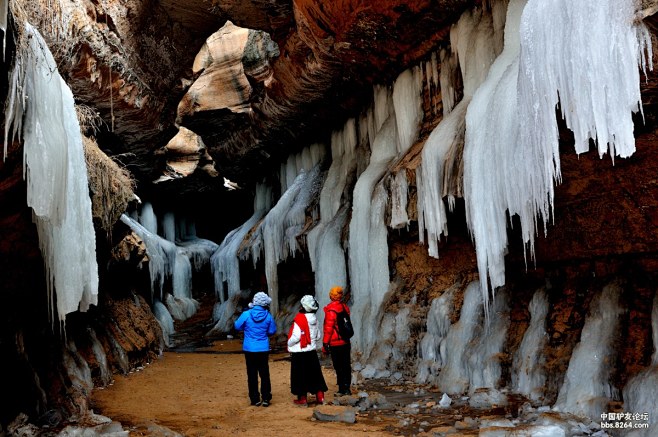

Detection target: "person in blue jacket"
[234, 291, 277, 407]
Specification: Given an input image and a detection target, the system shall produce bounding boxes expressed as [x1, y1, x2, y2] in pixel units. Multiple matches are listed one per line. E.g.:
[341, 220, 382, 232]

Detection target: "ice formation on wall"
[260, 147, 324, 314]
[622, 294, 658, 437]
[418, 2, 505, 259]
[464, 0, 652, 305]
[466, 288, 510, 393]
[417, 287, 455, 384]
[4, 23, 99, 323]
[307, 120, 358, 325]
[437, 281, 483, 394]
[139, 202, 158, 235]
[210, 183, 271, 332]
[553, 283, 624, 420]
[348, 112, 398, 358]
[463, 0, 526, 304]
[512, 288, 549, 402]
[153, 299, 175, 347]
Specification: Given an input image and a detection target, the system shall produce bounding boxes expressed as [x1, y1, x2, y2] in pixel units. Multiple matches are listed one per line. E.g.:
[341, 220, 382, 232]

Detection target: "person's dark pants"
[290, 350, 328, 397]
[244, 351, 271, 403]
[329, 343, 351, 393]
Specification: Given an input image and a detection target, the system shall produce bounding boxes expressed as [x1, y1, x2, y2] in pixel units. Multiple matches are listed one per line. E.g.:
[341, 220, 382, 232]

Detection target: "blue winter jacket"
[234, 305, 277, 352]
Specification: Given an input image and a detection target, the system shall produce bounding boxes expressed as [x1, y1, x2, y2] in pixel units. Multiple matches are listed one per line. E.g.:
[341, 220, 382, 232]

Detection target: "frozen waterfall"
[4, 22, 98, 324]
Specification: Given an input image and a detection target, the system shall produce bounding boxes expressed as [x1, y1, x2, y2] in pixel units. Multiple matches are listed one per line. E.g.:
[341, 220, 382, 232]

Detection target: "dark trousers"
[244, 352, 271, 403]
[329, 343, 351, 393]
[290, 351, 328, 397]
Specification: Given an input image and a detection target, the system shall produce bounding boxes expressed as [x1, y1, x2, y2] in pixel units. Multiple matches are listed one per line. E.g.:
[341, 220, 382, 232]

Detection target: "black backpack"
[332, 309, 354, 340]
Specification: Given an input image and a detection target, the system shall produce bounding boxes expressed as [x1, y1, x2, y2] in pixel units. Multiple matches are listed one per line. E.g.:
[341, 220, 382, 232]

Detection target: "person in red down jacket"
[287, 295, 328, 406]
[322, 285, 352, 396]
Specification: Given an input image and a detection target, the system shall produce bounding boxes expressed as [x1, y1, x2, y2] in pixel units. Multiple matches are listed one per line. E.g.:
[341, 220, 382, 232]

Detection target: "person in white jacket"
[287, 295, 328, 406]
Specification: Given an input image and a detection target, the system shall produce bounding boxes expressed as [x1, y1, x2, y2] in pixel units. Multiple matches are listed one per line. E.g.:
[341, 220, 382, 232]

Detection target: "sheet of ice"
[4, 23, 99, 323]
[162, 212, 176, 242]
[390, 170, 410, 229]
[553, 283, 624, 420]
[392, 66, 423, 155]
[512, 288, 549, 402]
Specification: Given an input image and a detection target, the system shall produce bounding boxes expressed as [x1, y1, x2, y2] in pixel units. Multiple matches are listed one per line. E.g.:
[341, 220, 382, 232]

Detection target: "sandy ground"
[90, 336, 395, 436]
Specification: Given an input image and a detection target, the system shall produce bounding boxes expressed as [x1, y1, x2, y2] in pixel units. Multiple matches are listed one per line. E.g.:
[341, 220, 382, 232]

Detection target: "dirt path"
[90, 298, 395, 436]
[91, 339, 394, 436]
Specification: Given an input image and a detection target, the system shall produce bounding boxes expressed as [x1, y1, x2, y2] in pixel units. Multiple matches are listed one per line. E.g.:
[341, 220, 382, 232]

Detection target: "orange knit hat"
[329, 286, 344, 301]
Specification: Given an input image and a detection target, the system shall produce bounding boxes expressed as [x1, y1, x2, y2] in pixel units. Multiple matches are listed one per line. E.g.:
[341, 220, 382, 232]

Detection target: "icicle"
[463, 0, 526, 306]
[519, 0, 652, 160]
[4, 23, 99, 324]
[511, 288, 549, 402]
[418, 4, 503, 261]
[553, 283, 624, 420]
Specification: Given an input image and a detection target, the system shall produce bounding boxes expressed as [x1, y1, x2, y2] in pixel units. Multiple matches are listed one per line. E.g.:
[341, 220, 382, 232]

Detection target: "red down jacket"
[323, 300, 351, 347]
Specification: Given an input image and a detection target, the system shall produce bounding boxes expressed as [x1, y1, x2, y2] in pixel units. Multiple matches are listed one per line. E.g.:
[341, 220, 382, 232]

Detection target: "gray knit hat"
[300, 295, 318, 313]
[251, 291, 272, 308]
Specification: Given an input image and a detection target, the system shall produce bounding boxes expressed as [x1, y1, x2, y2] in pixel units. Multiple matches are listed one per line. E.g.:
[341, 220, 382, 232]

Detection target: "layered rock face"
[3, 0, 658, 434]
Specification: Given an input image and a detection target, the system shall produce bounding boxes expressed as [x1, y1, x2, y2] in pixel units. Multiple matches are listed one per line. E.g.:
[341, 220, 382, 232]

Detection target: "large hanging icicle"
[463, 0, 526, 305]
[418, 2, 505, 258]
[553, 283, 624, 420]
[4, 23, 99, 323]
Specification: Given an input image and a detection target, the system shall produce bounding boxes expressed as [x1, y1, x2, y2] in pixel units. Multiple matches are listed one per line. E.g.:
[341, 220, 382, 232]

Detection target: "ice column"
[139, 202, 158, 235]
[553, 283, 624, 420]
[4, 23, 99, 323]
[512, 288, 549, 402]
[348, 112, 399, 358]
[622, 294, 658, 437]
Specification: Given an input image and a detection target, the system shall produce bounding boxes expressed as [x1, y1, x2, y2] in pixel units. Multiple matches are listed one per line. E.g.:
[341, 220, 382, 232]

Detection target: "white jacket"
[287, 313, 322, 353]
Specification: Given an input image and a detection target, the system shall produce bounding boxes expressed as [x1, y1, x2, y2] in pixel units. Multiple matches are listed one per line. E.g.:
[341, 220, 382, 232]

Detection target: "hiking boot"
[262, 400, 270, 407]
[251, 400, 262, 406]
[293, 396, 307, 406]
[316, 391, 325, 405]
